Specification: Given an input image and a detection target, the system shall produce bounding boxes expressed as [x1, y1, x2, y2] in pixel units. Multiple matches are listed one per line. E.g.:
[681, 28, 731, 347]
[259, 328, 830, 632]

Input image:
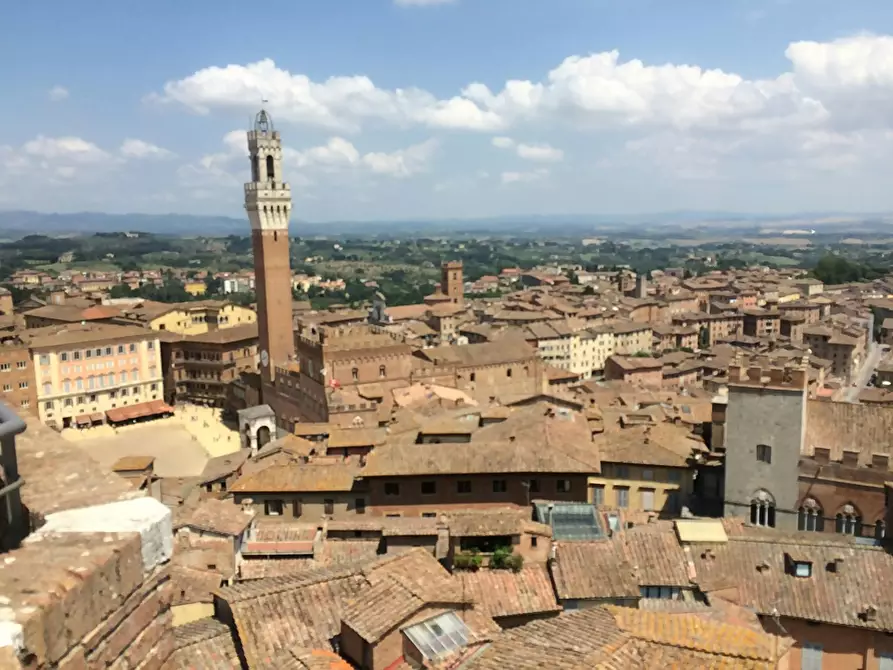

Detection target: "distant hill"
[0, 211, 249, 237]
[1, 209, 890, 239]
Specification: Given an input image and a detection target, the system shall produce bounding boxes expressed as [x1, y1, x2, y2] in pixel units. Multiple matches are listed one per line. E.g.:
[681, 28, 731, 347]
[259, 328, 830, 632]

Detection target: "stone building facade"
[722, 359, 809, 531]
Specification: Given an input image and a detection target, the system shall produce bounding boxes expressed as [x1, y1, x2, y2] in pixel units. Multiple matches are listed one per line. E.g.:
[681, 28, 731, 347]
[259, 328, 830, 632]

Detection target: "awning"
[75, 414, 91, 426]
[90, 412, 104, 423]
[106, 401, 174, 423]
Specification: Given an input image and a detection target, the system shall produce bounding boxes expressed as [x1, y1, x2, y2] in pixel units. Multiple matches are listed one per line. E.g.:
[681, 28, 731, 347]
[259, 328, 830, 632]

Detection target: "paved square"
[73, 423, 213, 478]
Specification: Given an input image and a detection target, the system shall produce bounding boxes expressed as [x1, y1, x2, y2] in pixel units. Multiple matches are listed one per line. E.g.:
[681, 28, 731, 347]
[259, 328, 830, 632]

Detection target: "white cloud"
[149, 59, 502, 132]
[48, 86, 69, 102]
[180, 132, 437, 195]
[394, 0, 455, 5]
[491, 136, 563, 162]
[362, 139, 438, 177]
[120, 138, 174, 159]
[23, 136, 110, 164]
[501, 168, 549, 184]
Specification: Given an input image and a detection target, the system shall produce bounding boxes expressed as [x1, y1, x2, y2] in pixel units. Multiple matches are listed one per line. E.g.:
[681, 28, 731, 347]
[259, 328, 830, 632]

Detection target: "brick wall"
[0, 418, 176, 669]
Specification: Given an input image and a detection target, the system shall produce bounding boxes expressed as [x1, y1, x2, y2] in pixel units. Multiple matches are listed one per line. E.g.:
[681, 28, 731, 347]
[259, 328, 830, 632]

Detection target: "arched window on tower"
[379, 365, 386, 378]
[835, 503, 862, 536]
[798, 498, 824, 532]
[750, 490, 776, 528]
[266, 155, 275, 182]
[251, 156, 259, 182]
[352, 367, 359, 381]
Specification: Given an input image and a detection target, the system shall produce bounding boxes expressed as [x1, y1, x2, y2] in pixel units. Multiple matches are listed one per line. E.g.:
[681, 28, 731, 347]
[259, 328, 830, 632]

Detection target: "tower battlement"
[727, 353, 809, 391]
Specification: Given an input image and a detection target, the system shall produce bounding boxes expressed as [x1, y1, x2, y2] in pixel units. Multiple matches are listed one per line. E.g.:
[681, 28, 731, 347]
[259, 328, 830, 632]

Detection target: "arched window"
[266, 155, 275, 182]
[506, 368, 513, 378]
[132, 369, 139, 382]
[750, 490, 776, 528]
[835, 504, 862, 536]
[875, 520, 886, 540]
[120, 371, 128, 384]
[798, 498, 824, 532]
[251, 156, 259, 182]
[379, 365, 386, 378]
[352, 367, 359, 381]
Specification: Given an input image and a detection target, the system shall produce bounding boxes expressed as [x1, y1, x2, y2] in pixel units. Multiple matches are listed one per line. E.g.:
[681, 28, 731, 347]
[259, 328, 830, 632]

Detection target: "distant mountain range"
[1, 209, 892, 239]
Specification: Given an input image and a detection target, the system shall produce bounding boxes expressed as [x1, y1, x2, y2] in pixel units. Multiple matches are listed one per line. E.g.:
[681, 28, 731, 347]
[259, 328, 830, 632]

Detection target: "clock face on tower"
[260, 350, 269, 367]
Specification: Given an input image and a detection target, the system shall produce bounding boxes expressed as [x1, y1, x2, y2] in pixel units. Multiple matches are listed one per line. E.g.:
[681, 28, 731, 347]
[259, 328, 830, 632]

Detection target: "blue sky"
[5, 0, 893, 222]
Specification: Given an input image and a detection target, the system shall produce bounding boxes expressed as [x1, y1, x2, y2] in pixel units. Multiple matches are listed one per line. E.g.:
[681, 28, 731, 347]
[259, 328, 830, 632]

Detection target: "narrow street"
[840, 343, 885, 403]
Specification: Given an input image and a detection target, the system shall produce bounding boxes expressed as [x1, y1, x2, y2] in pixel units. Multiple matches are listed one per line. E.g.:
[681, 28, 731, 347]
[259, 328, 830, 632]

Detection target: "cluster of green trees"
[811, 254, 888, 285]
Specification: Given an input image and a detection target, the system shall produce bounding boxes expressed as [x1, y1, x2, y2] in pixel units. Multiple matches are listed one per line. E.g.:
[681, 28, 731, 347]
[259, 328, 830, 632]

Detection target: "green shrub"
[490, 546, 512, 570]
[504, 554, 524, 573]
[453, 551, 482, 571]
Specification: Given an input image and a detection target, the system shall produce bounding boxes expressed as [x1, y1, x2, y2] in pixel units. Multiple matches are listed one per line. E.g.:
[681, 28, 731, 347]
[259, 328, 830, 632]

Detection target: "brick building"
[0, 335, 36, 417]
[169, 323, 258, 406]
[603, 355, 663, 388]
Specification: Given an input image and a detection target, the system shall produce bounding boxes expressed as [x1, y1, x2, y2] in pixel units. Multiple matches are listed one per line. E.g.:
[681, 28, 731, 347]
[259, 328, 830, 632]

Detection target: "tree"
[205, 276, 224, 296]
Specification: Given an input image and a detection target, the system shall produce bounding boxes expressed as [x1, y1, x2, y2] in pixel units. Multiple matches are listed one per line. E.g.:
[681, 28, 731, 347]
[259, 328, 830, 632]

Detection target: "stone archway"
[237, 404, 277, 455]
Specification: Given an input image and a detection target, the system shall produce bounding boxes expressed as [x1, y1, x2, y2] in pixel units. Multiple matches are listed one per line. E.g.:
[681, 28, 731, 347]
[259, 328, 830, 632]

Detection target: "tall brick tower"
[441, 260, 464, 305]
[245, 109, 295, 386]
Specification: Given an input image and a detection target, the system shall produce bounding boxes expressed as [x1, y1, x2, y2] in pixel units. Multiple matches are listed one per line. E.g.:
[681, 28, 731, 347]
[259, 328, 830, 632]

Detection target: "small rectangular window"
[384, 482, 400, 497]
[493, 479, 508, 493]
[264, 499, 284, 516]
[591, 484, 605, 506]
[421, 481, 437, 495]
[39, 354, 49, 365]
[457, 480, 472, 494]
[801, 643, 822, 670]
[528, 479, 540, 493]
[60, 352, 68, 362]
[324, 499, 334, 515]
[616, 486, 630, 508]
[556, 479, 571, 493]
[356, 498, 366, 514]
[757, 444, 772, 463]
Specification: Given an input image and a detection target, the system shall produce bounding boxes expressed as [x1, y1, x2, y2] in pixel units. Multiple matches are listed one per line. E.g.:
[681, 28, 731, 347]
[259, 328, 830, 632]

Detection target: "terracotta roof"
[415, 337, 537, 368]
[593, 423, 704, 468]
[552, 522, 691, 601]
[111, 455, 155, 472]
[326, 427, 385, 448]
[215, 548, 464, 667]
[464, 605, 791, 670]
[445, 509, 551, 538]
[691, 531, 893, 631]
[199, 448, 251, 484]
[804, 399, 893, 465]
[183, 498, 255, 537]
[259, 647, 354, 670]
[456, 565, 561, 619]
[21, 322, 155, 349]
[167, 618, 241, 669]
[360, 437, 596, 477]
[232, 459, 361, 493]
[183, 322, 258, 344]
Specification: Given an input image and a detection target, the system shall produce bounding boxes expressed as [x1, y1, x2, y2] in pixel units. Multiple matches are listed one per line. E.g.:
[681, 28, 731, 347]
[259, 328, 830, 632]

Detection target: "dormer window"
[794, 561, 812, 578]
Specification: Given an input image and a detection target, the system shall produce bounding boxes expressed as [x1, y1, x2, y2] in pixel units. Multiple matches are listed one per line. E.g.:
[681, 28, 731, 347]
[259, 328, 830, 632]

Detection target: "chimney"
[756, 561, 770, 573]
[701, 548, 715, 561]
[241, 498, 254, 514]
[841, 449, 860, 468]
[812, 447, 830, 465]
[863, 605, 878, 622]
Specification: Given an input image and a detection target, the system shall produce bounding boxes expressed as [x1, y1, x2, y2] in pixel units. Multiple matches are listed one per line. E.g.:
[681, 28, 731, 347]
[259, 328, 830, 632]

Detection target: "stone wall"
[0, 418, 176, 669]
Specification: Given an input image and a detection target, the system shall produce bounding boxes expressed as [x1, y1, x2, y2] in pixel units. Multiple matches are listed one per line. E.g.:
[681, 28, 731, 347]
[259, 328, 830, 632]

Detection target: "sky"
[5, 0, 893, 222]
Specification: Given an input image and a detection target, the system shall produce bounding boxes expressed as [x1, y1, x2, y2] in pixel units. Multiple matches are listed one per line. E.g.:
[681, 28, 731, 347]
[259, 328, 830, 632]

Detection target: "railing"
[0, 403, 27, 551]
